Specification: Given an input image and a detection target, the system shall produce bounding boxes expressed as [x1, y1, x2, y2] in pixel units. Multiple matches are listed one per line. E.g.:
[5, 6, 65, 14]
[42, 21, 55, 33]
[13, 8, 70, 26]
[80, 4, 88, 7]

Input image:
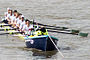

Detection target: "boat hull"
[25, 35, 58, 51]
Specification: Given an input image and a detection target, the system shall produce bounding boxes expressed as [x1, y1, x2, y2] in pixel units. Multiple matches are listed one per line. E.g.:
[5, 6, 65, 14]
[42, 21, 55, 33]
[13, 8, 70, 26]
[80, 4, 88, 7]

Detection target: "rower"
[3, 8, 12, 24]
[6, 9, 13, 24]
[5, 8, 11, 19]
[13, 10, 17, 14]
[16, 13, 22, 28]
[22, 19, 34, 35]
[12, 12, 19, 27]
[19, 15, 25, 31]
[9, 10, 18, 25]
[11, 10, 18, 25]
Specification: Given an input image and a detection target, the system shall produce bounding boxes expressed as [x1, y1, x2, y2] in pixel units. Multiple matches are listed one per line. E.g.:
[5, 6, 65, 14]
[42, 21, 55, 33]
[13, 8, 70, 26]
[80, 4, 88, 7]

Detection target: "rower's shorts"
[3, 20, 8, 24]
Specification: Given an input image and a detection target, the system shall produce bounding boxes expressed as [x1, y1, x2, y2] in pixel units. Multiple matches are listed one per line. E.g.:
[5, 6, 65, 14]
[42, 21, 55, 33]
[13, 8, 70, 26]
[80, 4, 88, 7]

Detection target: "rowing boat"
[25, 35, 58, 51]
[0, 23, 58, 51]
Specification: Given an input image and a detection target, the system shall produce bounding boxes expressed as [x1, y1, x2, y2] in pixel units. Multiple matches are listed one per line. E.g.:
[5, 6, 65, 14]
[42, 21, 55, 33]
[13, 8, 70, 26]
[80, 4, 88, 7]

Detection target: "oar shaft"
[48, 35, 64, 57]
[0, 28, 16, 31]
[0, 31, 23, 35]
[0, 24, 11, 27]
[46, 27, 70, 31]
[34, 22, 68, 29]
[48, 30, 78, 35]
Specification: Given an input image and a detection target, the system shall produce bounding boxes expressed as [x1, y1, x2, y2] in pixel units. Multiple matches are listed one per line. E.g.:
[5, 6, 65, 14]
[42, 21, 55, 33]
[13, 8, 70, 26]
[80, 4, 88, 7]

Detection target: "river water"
[0, 0, 90, 60]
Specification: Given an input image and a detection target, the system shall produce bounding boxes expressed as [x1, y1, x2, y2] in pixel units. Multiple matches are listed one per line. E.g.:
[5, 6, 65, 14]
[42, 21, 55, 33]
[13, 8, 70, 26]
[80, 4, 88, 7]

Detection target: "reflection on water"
[3, 46, 58, 59]
[20, 47, 58, 59]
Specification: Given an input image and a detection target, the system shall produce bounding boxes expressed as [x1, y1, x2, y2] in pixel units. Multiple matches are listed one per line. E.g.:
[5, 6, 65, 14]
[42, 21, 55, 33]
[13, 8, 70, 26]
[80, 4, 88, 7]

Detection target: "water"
[0, 0, 90, 60]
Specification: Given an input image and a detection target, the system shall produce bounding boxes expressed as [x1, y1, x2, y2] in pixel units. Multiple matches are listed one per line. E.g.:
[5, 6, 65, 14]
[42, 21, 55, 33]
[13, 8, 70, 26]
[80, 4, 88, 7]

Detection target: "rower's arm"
[16, 21, 20, 28]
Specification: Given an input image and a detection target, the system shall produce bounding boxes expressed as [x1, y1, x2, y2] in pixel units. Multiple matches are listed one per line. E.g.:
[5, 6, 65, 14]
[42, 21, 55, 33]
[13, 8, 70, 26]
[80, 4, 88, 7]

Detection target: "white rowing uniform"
[19, 20, 25, 30]
[4, 12, 8, 20]
[14, 17, 19, 24]
[22, 24, 33, 31]
[17, 18, 21, 24]
[10, 15, 16, 24]
[4, 8, 11, 20]
[5, 13, 10, 20]
[22, 24, 33, 35]
[4, 12, 10, 17]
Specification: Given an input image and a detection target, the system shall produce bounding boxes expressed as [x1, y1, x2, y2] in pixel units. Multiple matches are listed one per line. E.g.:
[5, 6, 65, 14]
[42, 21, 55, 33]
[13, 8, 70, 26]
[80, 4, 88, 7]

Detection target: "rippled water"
[0, 0, 90, 60]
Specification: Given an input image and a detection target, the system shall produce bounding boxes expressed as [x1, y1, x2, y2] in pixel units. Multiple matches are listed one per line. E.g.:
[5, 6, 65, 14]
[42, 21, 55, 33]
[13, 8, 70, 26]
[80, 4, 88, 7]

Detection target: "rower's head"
[26, 20, 30, 26]
[15, 12, 19, 18]
[25, 19, 29, 24]
[21, 15, 24, 21]
[14, 10, 17, 12]
[13, 10, 17, 16]
[7, 8, 11, 13]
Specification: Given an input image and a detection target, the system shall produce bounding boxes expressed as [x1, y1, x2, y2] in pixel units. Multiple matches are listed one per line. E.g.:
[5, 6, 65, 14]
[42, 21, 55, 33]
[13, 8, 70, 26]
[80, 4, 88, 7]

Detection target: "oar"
[46, 27, 79, 33]
[48, 34, 64, 57]
[34, 22, 80, 34]
[0, 31, 23, 35]
[1, 19, 68, 30]
[33, 21, 80, 33]
[0, 21, 68, 30]
[0, 23, 80, 34]
[0, 28, 16, 31]
[33, 22, 68, 30]
[0, 25, 80, 34]
[48, 30, 88, 37]
[1, 20, 67, 29]
[46, 27, 69, 31]
[48, 30, 78, 35]
[0, 20, 87, 37]
[0, 24, 11, 27]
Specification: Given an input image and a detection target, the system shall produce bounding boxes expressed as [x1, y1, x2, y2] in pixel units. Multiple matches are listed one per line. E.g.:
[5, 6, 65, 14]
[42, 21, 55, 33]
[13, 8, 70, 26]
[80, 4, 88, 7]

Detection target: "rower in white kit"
[3, 8, 12, 24]
[22, 19, 34, 35]
[19, 15, 26, 31]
